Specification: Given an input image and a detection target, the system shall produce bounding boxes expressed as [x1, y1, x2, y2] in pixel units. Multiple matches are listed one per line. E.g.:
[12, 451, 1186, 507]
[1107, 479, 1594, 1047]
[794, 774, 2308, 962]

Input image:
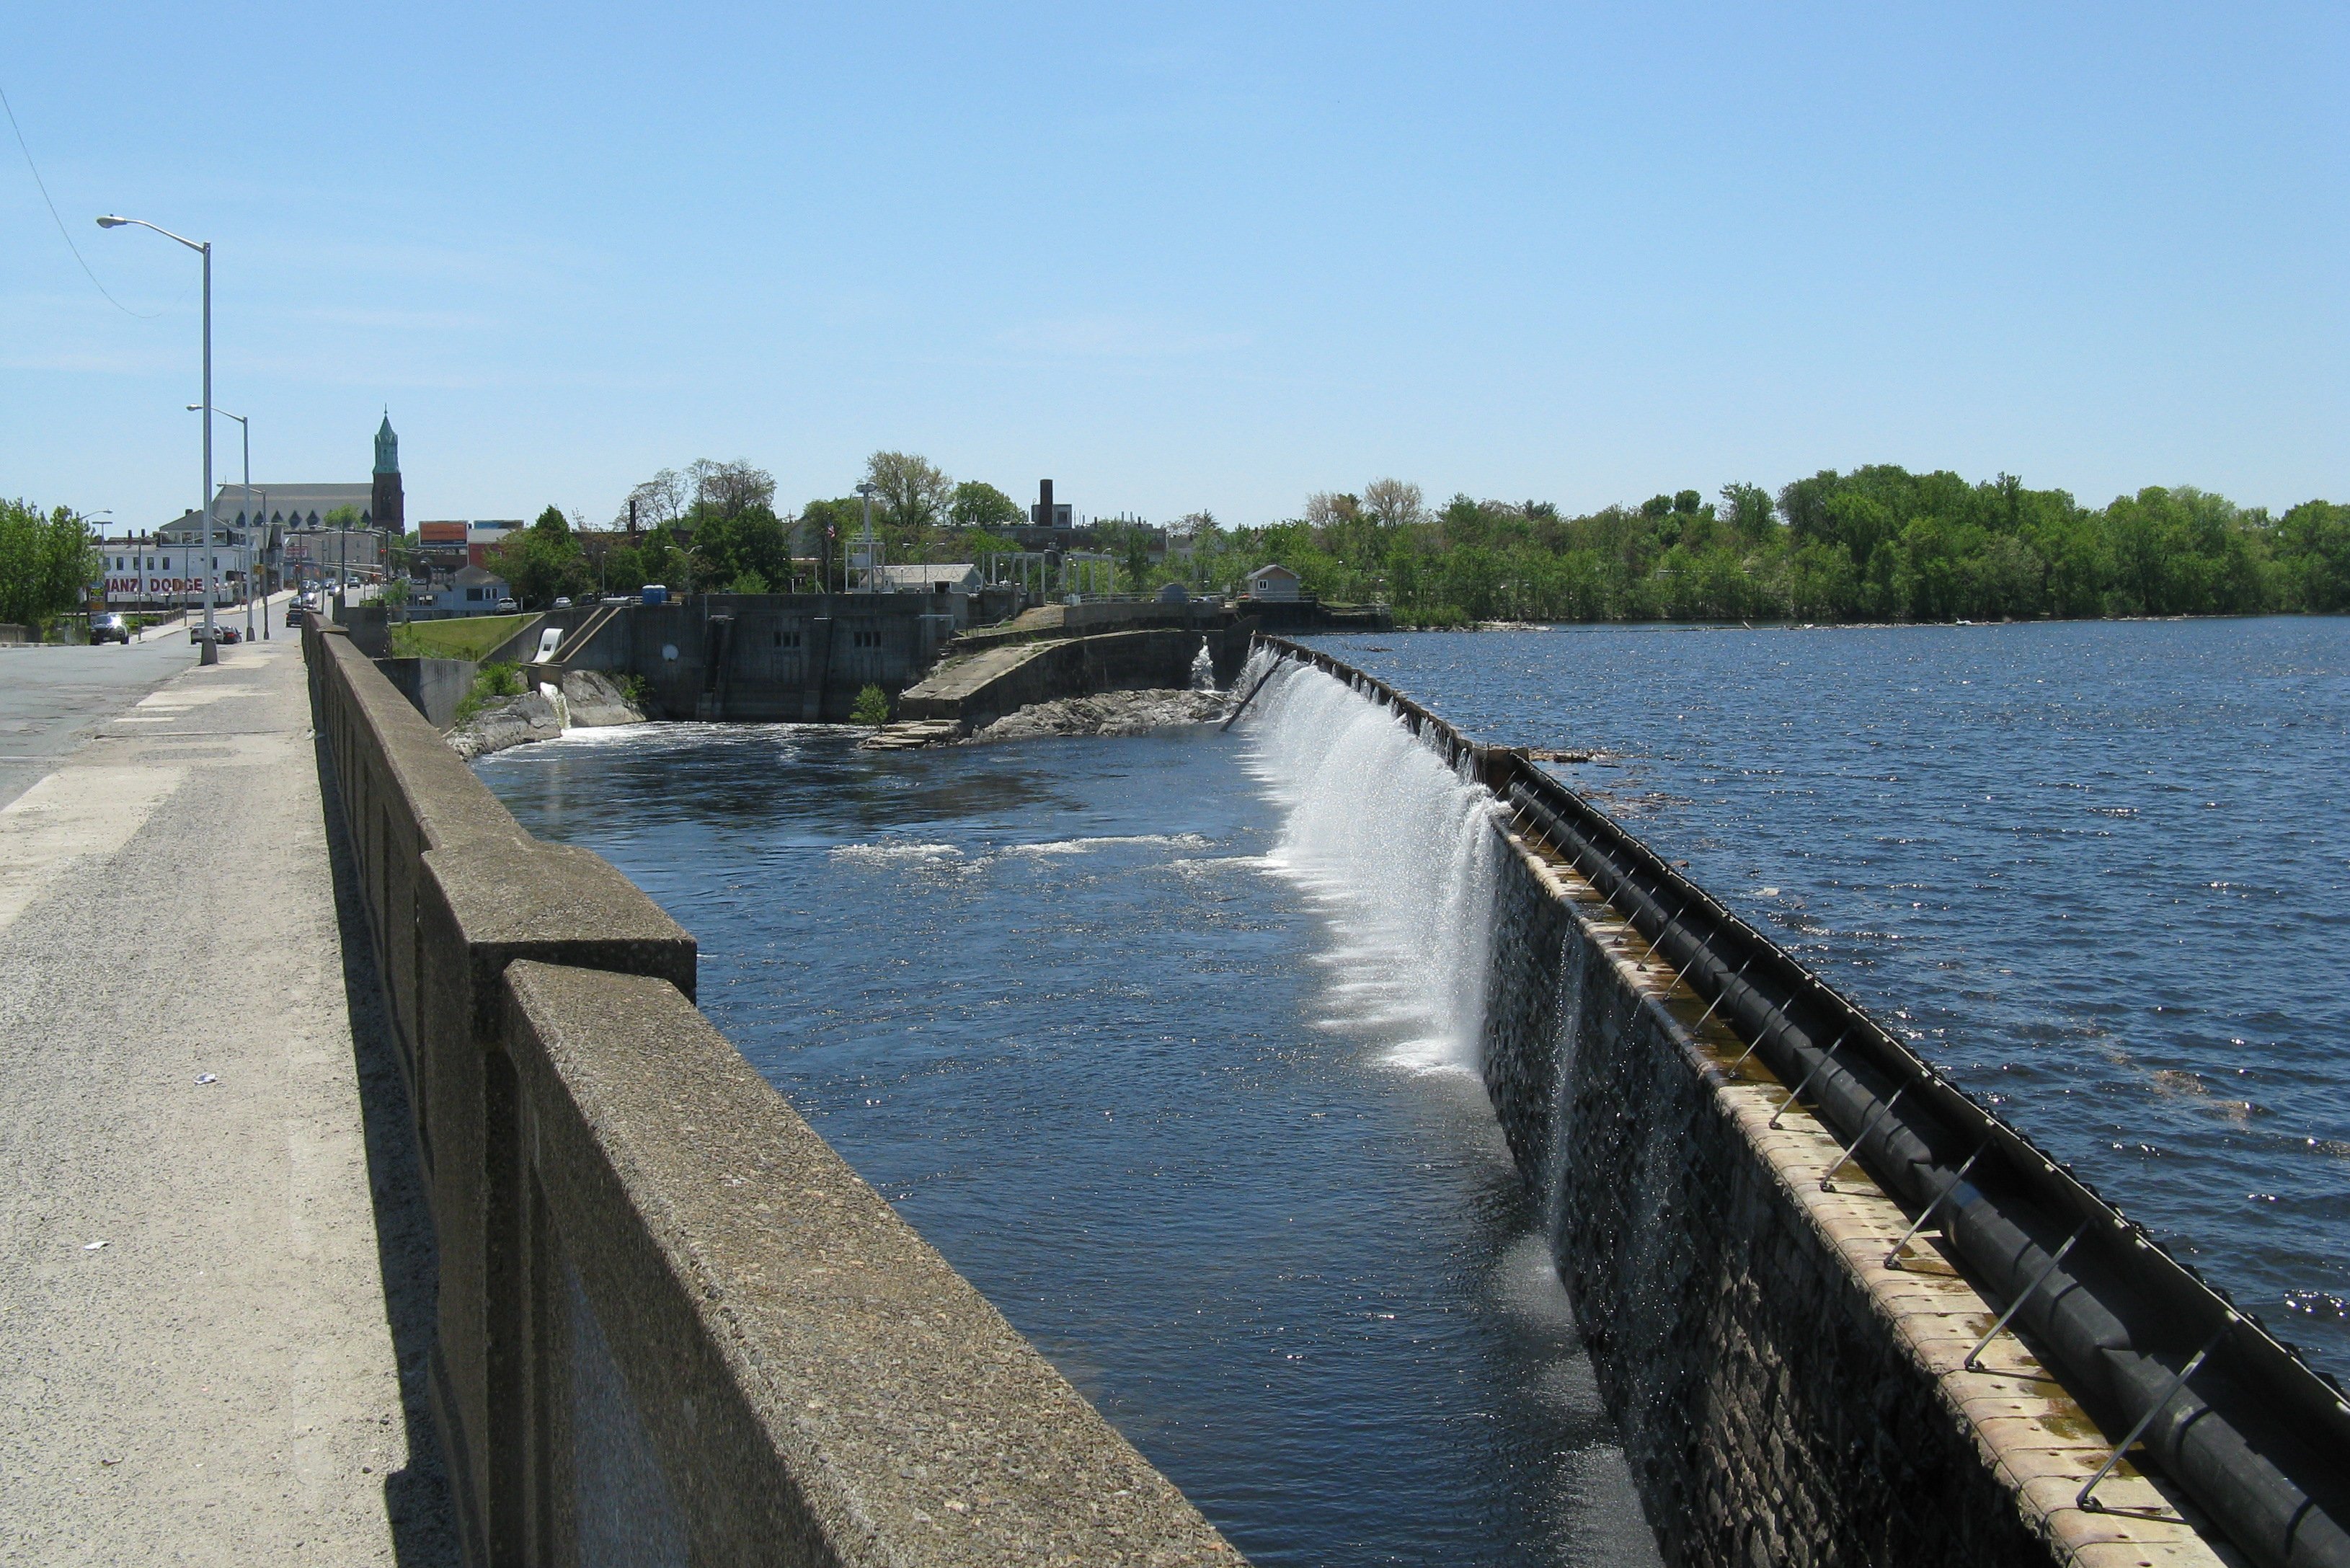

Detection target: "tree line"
[1175, 469, 2350, 625]
[482, 452, 1032, 606]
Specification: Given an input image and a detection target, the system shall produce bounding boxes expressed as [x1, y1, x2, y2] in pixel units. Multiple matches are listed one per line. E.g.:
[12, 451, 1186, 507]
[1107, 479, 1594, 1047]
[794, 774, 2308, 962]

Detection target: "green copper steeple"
[373, 410, 399, 476]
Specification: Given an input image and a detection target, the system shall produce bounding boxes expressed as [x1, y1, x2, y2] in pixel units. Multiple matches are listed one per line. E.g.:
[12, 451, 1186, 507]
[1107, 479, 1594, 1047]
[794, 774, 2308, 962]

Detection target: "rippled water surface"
[1308, 617, 2350, 1378]
[478, 721, 1658, 1567]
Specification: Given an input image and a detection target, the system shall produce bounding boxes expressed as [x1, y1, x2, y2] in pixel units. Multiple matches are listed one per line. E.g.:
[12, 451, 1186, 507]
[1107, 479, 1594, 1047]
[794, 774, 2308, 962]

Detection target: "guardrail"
[1251, 633, 2349, 1568]
[301, 614, 1238, 1567]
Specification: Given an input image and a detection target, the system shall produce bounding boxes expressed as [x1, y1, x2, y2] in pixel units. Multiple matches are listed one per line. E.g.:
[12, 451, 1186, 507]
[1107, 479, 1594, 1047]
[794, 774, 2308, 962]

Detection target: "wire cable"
[1, 79, 159, 318]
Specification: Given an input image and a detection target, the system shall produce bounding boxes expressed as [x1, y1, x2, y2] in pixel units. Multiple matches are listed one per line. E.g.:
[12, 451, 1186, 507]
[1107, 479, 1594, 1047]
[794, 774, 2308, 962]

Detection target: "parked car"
[191, 624, 241, 645]
[496, 596, 518, 611]
[91, 613, 130, 645]
[551, 596, 572, 609]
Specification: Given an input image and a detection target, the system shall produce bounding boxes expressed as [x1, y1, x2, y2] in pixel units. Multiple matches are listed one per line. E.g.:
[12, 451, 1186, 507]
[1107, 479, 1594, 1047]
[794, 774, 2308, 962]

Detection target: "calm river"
[1309, 616, 2350, 1382]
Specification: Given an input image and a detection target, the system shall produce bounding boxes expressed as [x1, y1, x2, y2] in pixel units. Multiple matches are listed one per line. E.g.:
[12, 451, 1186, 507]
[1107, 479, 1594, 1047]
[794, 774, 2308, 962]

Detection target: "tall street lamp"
[190, 404, 260, 639]
[101, 215, 218, 665]
[854, 481, 878, 595]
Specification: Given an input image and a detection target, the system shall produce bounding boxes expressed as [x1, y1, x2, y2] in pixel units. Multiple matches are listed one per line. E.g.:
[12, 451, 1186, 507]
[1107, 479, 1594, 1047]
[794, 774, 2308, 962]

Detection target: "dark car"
[189, 624, 241, 645]
[91, 613, 130, 645]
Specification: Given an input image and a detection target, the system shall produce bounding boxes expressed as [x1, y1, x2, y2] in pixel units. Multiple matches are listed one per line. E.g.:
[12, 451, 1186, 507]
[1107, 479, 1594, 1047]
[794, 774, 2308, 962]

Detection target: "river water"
[1306, 616, 2350, 1382]
[476, 613, 2347, 1559]
[476, 717, 1662, 1567]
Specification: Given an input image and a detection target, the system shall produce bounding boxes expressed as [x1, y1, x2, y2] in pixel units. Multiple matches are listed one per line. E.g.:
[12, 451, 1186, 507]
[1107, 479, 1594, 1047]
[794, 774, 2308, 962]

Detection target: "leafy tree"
[688, 459, 776, 519]
[0, 500, 99, 627]
[1721, 483, 1775, 540]
[949, 480, 1021, 531]
[693, 505, 792, 591]
[2276, 500, 2350, 611]
[864, 451, 952, 559]
[488, 509, 590, 607]
[851, 683, 890, 725]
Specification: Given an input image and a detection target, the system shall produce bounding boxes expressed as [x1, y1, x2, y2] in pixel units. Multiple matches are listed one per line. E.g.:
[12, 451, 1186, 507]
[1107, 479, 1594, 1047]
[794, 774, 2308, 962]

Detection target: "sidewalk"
[0, 633, 453, 1563]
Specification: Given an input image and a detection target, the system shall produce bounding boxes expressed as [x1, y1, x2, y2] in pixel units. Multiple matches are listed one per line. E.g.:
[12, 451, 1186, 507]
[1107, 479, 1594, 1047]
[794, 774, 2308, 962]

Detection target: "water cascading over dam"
[1228, 640, 2350, 1568]
[1238, 654, 1503, 1076]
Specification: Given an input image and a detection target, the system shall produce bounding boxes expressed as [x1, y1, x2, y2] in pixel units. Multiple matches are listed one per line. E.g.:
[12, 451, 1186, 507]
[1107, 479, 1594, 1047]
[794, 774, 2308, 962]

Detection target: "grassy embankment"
[389, 614, 529, 661]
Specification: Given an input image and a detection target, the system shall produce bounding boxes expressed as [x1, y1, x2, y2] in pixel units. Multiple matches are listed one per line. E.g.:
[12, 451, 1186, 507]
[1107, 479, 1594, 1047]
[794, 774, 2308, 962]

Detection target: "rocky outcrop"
[447, 692, 564, 761]
[559, 668, 646, 728]
[968, 688, 1227, 742]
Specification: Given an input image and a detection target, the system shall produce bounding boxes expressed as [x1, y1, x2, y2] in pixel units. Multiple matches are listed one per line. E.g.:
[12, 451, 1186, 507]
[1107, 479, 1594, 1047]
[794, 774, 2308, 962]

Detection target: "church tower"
[371, 411, 404, 533]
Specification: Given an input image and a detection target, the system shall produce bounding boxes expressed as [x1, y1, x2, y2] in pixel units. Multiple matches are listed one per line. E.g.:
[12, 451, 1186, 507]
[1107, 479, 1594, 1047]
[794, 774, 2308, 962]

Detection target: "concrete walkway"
[0, 633, 453, 1563]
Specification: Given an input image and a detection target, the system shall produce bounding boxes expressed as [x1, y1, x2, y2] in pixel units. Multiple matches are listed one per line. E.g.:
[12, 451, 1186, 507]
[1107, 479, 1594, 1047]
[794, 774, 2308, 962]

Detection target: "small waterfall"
[1235, 652, 1504, 1074]
[1189, 642, 1217, 692]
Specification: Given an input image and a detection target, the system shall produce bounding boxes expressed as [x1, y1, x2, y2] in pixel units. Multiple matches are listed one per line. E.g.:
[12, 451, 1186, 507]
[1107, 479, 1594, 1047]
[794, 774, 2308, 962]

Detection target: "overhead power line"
[0, 78, 158, 318]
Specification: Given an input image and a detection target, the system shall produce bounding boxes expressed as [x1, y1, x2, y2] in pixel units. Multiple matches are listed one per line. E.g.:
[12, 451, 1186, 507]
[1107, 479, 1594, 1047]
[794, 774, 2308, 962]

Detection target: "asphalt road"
[0, 598, 298, 810]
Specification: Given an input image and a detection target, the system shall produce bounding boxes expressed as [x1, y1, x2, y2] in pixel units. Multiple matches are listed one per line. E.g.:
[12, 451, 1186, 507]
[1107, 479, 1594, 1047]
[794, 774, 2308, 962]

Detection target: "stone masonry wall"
[1480, 827, 2059, 1568]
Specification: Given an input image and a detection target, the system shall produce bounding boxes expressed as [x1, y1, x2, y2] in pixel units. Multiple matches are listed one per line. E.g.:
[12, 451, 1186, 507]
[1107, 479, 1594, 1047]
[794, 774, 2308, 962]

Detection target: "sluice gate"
[1248, 634, 2349, 1568]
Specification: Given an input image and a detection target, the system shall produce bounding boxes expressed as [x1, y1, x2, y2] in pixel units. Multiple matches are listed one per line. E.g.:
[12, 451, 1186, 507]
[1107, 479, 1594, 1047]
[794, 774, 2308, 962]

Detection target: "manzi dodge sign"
[104, 572, 252, 606]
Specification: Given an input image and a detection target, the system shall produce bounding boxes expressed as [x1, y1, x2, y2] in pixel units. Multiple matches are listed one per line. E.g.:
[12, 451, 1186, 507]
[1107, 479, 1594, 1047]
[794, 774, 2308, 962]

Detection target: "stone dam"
[301, 611, 2349, 1566]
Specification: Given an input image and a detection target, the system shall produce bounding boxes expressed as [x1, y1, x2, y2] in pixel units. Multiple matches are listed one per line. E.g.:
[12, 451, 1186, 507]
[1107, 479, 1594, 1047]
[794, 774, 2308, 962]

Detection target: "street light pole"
[190, 404, 257, 639]
[854, 481, 877, 595]
[101, 215, 217, 665]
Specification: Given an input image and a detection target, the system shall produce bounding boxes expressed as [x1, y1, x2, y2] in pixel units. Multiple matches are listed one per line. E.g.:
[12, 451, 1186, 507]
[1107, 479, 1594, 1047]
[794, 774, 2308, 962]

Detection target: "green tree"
[488, 508, 590, 607]
[1721, 482, 1776, 541]
[864, 451, 952, 559]
[0, 500, 99, 628]
[693, 505, 792, 592]
[2276, 500, 2350, 611]
[949, 480, 1021, 531]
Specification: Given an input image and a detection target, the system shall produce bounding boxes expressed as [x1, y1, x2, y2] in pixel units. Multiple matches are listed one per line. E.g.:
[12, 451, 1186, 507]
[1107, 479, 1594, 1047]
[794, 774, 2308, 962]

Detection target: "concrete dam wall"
[1238, 638, 2349, 1568]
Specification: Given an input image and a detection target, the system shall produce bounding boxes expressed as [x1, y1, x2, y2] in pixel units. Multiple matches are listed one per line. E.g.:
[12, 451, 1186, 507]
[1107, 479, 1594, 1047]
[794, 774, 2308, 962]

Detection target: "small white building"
[1243, 563, 1303, 601]
[874, 563, 981, 595]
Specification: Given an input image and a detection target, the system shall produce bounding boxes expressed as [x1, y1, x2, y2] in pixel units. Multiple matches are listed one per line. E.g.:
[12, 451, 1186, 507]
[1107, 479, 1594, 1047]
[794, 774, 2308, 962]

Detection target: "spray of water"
[1236, 652, 1504, 1074]
[1189, 642, 1217, 692]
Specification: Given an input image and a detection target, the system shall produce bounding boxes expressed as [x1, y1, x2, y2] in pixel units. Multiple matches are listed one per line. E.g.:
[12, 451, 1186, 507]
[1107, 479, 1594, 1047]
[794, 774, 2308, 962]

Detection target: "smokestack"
[1036, 479, 1054, 527]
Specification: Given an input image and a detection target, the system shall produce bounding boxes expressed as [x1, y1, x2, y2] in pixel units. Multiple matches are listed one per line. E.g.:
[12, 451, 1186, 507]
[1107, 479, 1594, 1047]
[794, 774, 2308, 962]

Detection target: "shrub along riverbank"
[1179, 468, 2349, 626]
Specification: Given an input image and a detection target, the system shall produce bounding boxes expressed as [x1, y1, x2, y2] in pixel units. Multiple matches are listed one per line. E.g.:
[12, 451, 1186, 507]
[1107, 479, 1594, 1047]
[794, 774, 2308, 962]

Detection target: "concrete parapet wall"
[297, 614, 1238, 1566]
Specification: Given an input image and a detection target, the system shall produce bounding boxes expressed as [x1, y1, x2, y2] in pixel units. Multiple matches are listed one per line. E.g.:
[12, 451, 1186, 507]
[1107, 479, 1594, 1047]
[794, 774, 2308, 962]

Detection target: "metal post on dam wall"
[1245, 634, 2350, 1568]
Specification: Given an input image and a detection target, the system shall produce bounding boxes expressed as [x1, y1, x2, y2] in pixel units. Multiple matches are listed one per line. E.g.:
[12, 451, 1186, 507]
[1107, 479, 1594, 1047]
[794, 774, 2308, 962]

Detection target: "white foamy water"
[1236, 653, 1504, 1075]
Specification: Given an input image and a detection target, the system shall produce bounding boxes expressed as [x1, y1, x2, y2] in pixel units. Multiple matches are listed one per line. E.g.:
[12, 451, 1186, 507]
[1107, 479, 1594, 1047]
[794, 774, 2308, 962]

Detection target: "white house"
[1243, 563, 1303, 601]
[406, 564, 513, 619]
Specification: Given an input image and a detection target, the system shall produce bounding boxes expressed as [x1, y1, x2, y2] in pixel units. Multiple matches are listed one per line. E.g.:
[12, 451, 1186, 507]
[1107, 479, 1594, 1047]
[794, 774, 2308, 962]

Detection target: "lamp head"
[96, 216, 128, 228]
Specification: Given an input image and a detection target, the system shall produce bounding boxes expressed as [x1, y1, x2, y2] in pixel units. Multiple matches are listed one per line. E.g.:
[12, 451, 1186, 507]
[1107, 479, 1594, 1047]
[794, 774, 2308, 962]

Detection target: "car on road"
[188, 624, 242, 645]
[91, 613, 130, 645]
[497, 596, 518, 611]
[551, 596, 572, 609]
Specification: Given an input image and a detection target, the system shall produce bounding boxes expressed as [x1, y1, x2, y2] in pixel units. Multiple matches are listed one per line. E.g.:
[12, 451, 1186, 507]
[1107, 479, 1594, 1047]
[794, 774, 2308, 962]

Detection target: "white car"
[552, 596, 572, 609]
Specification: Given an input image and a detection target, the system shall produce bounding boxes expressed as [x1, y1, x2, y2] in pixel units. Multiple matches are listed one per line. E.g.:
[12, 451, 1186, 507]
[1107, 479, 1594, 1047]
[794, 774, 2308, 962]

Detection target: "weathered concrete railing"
[302, 616, 1238, 1567]
[1251, 634, 2350, 1568]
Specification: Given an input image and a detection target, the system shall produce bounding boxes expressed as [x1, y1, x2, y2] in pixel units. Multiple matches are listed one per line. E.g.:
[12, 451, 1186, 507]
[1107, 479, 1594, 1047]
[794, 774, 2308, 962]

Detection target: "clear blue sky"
[5, 1, 2344, 535]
